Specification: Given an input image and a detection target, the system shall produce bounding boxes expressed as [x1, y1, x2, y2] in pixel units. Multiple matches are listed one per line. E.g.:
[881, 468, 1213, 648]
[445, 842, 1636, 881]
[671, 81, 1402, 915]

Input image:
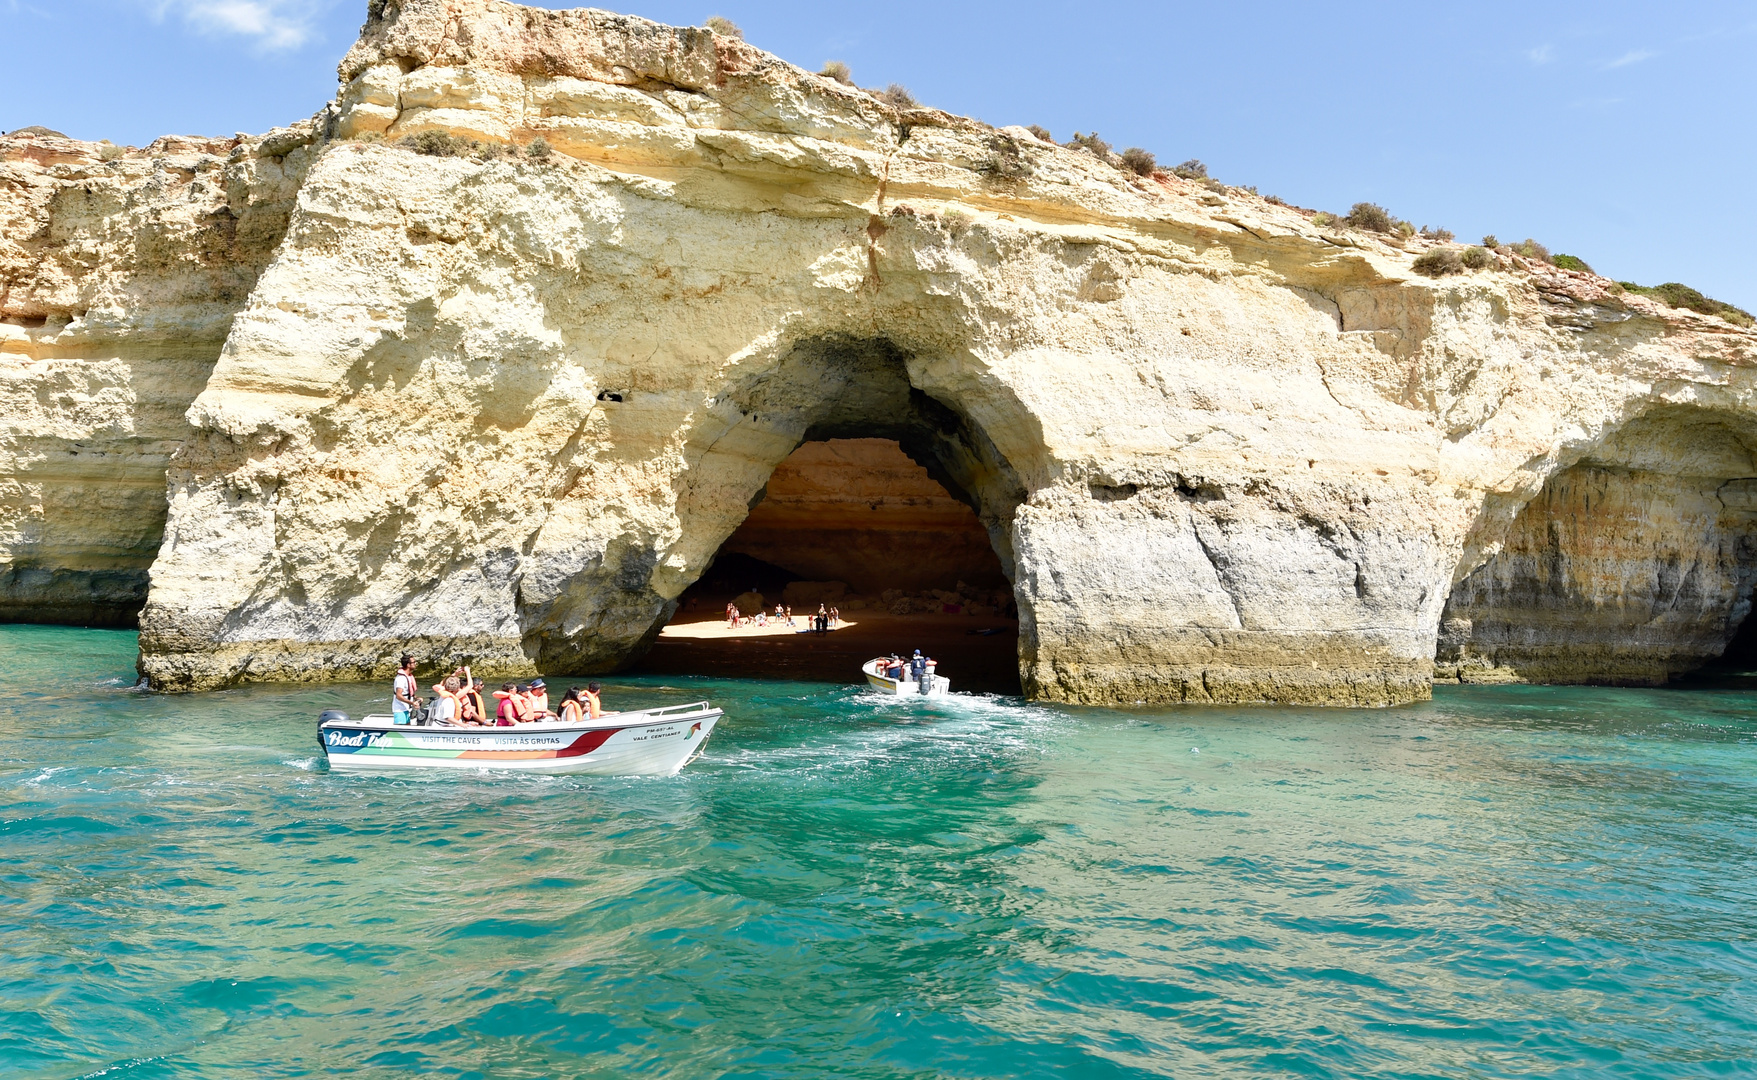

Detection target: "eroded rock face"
[0, 126, 316, 625]
[721, 438, 1006, 594]
[7, 0, 1757, 703]
[1438, 409, 1757, 684]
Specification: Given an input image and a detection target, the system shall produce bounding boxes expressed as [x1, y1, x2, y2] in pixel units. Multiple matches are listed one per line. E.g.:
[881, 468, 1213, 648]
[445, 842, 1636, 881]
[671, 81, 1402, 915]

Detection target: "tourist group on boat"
[391, 655, 611, 727]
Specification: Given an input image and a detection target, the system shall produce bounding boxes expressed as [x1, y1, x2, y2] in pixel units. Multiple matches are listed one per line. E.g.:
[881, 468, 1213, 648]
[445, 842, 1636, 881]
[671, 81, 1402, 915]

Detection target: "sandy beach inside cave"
[635, 604, 1023, 695]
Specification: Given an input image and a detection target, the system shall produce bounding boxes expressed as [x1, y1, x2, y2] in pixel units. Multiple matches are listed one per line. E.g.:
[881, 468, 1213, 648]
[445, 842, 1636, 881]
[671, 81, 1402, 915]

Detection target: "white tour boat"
[317, 700, 720, 776]
[862, 657, 951, 698]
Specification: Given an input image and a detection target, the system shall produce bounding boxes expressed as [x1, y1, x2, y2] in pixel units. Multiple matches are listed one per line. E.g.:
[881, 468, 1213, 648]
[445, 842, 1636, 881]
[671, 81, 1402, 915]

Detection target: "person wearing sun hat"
[526, 678, 555, 720]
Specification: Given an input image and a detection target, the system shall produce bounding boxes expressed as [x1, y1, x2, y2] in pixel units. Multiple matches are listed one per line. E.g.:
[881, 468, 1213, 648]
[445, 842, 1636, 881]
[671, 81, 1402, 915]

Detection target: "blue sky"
[5, 0, 1754, 308]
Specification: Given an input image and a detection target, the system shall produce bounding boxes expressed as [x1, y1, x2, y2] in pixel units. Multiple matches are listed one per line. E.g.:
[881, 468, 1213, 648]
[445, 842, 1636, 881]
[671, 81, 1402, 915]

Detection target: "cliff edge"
[5, 0, 1756, 703]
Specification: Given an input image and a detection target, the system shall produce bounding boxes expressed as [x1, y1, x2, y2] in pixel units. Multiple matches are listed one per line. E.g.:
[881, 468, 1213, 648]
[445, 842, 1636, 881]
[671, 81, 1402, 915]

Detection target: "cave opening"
[632, 437, 1024, 694]
[1436, 408, 1757, 688]
[604, 334, 1027, 694]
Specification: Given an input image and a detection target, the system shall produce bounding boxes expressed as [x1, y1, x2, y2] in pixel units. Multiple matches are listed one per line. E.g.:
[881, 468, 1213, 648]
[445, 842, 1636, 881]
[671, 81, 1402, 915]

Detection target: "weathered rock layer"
[5, 0, 1756, 704]
[721, 438, 1007, 595]
[1, 126, 319, 625]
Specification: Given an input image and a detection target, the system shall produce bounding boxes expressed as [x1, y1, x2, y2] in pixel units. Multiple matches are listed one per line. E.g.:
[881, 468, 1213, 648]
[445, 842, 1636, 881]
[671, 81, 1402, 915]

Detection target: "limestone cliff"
[0, 124, 321, 624]
[5, 0, 1755, 704]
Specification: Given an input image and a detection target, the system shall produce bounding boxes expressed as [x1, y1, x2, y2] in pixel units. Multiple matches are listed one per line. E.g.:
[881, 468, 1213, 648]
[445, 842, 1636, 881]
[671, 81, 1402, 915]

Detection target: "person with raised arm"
[557, 687, 586, 724]
[427, 675, 464, 726]
[459, 676, 487, 725]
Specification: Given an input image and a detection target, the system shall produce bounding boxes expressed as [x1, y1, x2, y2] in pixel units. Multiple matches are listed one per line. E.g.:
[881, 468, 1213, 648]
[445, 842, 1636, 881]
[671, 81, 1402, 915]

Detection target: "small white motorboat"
[863, 657, 950, 698]
[316, 700, 720, 776]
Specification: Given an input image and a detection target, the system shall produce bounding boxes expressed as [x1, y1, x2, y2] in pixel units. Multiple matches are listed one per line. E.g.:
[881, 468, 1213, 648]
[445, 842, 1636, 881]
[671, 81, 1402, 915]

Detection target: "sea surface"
[4, 625, 1757, 1078]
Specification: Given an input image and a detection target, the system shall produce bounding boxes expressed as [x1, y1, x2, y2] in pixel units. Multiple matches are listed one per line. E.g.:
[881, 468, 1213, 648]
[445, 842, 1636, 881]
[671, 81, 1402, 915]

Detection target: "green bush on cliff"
[1460, 245, 1493, 269]
[1119, 147, 1157, 176]
[1344, 202, 1394, 232]
[1065, 132, 1112, 159]
[1172, 159, 1207, 179]
[1619, 281, 1754, 326]
[1551, 253, 1594, 273]
[1509, 237, 1551, 262]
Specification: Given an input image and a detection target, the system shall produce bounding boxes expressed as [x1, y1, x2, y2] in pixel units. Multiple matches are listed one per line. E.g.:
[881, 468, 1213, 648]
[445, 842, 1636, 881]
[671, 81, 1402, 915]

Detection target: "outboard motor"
[318, 709, 349, 753]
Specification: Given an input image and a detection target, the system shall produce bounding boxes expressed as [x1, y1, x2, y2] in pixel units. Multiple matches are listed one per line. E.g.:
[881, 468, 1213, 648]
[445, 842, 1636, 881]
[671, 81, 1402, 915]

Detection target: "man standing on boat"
[392, 654, 420, 725]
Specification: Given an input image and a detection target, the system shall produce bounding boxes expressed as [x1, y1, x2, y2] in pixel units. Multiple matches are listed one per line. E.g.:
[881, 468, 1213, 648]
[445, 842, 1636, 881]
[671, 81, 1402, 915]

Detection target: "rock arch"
[515, 334, 1028, 675]
[1437, 407, 1757, 684]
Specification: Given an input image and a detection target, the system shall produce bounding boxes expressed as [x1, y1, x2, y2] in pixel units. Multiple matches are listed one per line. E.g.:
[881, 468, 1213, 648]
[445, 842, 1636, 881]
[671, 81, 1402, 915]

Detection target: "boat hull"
[318, 702, 720, 776]
[862, 659, 950, 698]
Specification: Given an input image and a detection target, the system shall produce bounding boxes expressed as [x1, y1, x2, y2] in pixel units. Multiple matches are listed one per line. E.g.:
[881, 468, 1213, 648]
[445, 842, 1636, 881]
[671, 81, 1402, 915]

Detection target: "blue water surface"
[3, 624, 1757, 1078]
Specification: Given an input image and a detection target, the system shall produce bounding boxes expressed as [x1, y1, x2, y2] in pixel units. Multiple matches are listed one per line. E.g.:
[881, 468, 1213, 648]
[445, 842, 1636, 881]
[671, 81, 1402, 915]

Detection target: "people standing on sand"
[726, 603, 739, 628]
[393, 654, 420, 725]
[829, 606, 840, 628]
[785, 605, 795, 627]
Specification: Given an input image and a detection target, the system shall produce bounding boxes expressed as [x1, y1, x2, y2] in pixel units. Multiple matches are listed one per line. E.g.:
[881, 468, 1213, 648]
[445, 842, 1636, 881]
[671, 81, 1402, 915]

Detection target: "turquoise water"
[5, 626, 1757, 1077]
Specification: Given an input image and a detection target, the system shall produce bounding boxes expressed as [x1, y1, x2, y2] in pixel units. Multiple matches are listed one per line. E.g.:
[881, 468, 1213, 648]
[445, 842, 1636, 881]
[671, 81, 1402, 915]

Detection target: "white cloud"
[146, 0, 326, 51]
[1604, 49, 1656, 69]
[1525, 44, 1553, 65]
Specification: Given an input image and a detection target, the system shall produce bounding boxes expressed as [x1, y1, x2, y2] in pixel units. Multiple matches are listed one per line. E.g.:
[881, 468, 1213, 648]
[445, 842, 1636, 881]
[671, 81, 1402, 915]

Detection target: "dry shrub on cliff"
[1120, 147, 1157, 176]
[400, 131, 477, 158]
[1412, 247, 1465, 277]
[704, 15, 743, 39]
[526, 137, 552, 161]
[1420, 226, 1454, 242]
[1344, 202, 1394, 232]
[1620, 281, 1754, 326]
[1551, 253, 1593, 273]
[1025, 124, 1053, 143]
[1510, 238, 1551, 263]
[976, 133, 1033, 180]
[1264, 194, 1287, 206]
[1460, 245, 1494, 270]
[1065, 132, 1112, 160]
[1172, 159, 1207, 179]
[878, 84, 919, 109]
[97, 142, 125, 161]
[820, 61, 853, 85]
